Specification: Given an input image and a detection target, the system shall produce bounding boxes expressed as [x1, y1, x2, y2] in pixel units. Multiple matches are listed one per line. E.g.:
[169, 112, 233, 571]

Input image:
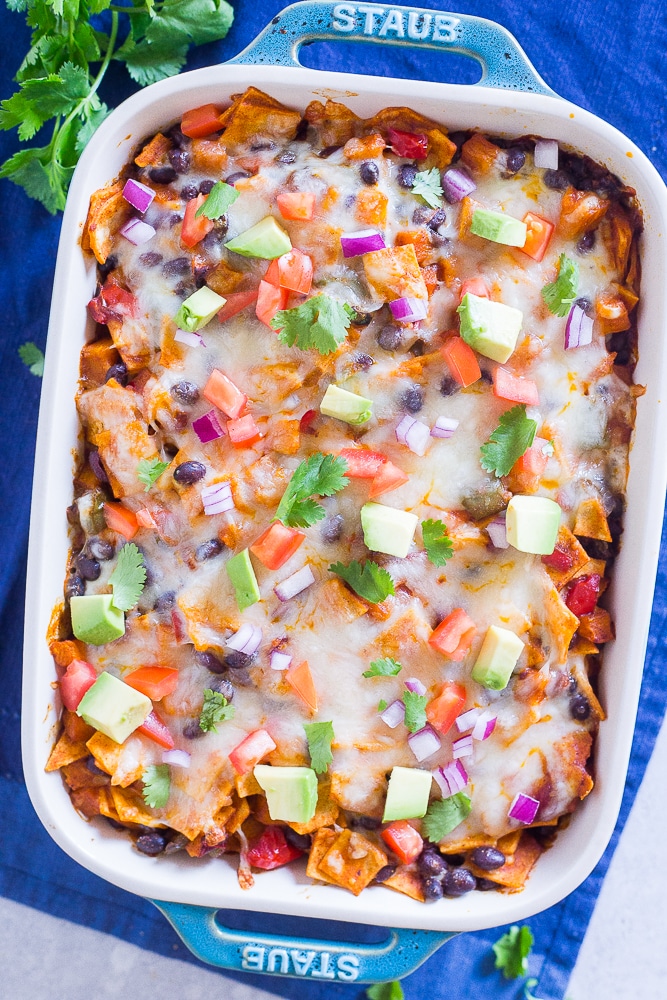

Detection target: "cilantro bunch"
[0, 0, 234, 214]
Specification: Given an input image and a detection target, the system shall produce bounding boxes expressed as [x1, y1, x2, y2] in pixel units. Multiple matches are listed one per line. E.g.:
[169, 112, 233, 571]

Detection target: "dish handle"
[152, 900, 456, 982]
[227, 0, 555, 95]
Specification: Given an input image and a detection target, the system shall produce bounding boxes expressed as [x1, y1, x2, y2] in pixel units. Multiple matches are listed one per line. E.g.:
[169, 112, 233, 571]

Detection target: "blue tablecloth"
[2, 2, 666, 997]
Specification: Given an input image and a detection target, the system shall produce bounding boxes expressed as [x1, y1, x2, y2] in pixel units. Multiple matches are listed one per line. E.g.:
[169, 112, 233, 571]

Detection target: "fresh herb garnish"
[195, 180, 239, 220]
[421, 518, 454, 567]
[366, 983, 404, 1000]
[108, 542, 147, 612]
[271, 294, 355, 355]
[492, 925, 534, 979]
[141, 764, 170, 809]
[363, 657, 402, 678]
[480, 404, 537, 478]
[18, 341, 45, 376]
[0, 1, 234, 214]
[304, 720, 334, 774]
[137, 457, 170, 492]
[421, 792, 472, 842]
[199, 688, 235, 733]
[541, 253, 579, 317]
[378, 699, 388, 712]
[402, 690, 428, 733]
[329, 559, 395, 604]
[275, 452, 349, 528]
[411, 166, 444, 209]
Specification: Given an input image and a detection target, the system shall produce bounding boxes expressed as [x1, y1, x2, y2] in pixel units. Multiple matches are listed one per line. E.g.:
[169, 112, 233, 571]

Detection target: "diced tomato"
[60, 659, 97, 712]
[124, 667, 179, 701]
[138, 710, 175, 750]
[429, 608, 477, 661]
[299, 409, 318, 433]
[135, 508, 158, 531]
[381, 820, 424, 865]
[387, 127, 428, 160]
[459, 277, 490, 303]
[276, 191, 316, 221]
[217, 288, 259, 322]
[202, 369, 248, 419]
[339, 447, 387, 479]
[250, 521, 306, 570]
[264, 249, 313, 295]
[565, 574, 601, 617]
[104, 502, 138, 540]
[426, 681, 467, 735]
[509, 444, 549, 493]
[87, 282, 137, 324]
[493, 367, 540, 405]
[369, 461, 409, 499]
[286, 660, 318, 713]
[542, 545, 575, 572]
[255, 280, 289, 328]
[228, 728, 277, 775]
[180, 194, 214, 249]
[180, 103, 224, 139]
[227, 413, 261, 447]
[520, 212, 554, 262]
[441, 336, 481, 388]
[247, 826, 303, 870]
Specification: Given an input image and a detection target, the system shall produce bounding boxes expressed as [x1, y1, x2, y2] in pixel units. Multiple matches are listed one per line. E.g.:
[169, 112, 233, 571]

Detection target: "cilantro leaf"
[421, 519, 453, 567]
[275, 452, 349, 528]
[421, 792, 472, 842]
[108, 542, 147, 612]
[304, 720, 334, 774]
[411, 166, 444, 209]
[137, 456, 170, 491]
[402, 690, 428, 733]
[142, 764, 170, 809]
[480, 404, 537, 478]
[378, 699, 388, 712]
[329, 560, 395, 604]
[199, 688, 235, 733]
[18, 341, 45, 376]
[541, 253, 579, 317]
[492, 925, 534, 979]
[195, 179, 239, 220]
[366, 983, 404, 1000]
[271, 294, 355, 356]
[363, 657, 402, 678]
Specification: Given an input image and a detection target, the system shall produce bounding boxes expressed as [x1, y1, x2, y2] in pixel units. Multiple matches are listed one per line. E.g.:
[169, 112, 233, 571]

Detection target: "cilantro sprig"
[142, 764, 170, 809]
[329, 559, 395, 604]
[108, 543, 146, 612]
[402, 690, 428, 733]
[195, 180, 239, 220]
[304, 720, 334, 774]
[271, 294, 355, 355]
[18, 341, 45, 376]
[0, 1, 234, 214]
[366, 983, 404, 1000]
[492, 925, 534, 979]
[137, 457, 170, 492]
[480, 404, 537, 478]
[421, 792, 472, 842]
[541, 254, 579, 317]
[363, 657, 402, 678]
[199, 689, 235, 733]
[411, 167, 444, 209]
[421, 519, 454, 567]
[275, 452, 349, 528]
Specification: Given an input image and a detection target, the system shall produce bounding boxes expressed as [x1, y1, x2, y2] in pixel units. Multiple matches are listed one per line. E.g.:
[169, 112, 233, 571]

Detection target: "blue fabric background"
[2, 2, 666, 997]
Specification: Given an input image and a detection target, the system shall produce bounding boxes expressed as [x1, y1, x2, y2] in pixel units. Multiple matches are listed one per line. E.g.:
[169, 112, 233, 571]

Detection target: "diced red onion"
[380, 699, 405, 729]
[455, 707, 481, 733]
[441, 168, 476, 203]
[174, 329, 205, 348]
[431, 416, 459, 439]
[193, 410, 226, 444]
[487, 515, 509, 550]
[226, 623, 262, 655]
[508, 791, 540, 824]
[270, 649, 292, 671]
[408, 724, 441, 762]
[340, 229, 386, 258]
[404, 676, 427, 696]
[275, 564, 315, 602]
[534, 139, 559, 170]
[395, 415, 430, 456]
[431, 767, 449, 796]
[202, 481, 234, 516]
[162, 749, 191, 768]
[442, 759, 468, 794]
[452, 734, 474, 759]
[119, 217, 156, 246]
[203, 496, 235, 515]
[565, 303, 594, 350]
[122, 178, 155, 213]
[389, 296, 428, 324]
[472, 710, 497, 741]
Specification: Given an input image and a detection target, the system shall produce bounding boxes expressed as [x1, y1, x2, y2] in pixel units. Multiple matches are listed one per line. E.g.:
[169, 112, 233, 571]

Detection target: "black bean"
[442, 868, 477, 896]
[225, 650, 256, 670]
[283, 827, 312, 852]
[377, 325, 403, 351]
[193, 263, 211, 288]
[138, 251, 163, 267]
[65, 575, 85, 599]
[476, 877, 501, 891]
[75, 553, 101, 582]
[374, 864, 398, 883]
[543, 168, 570, 190]
[577, 230, 596, 254]
[400, 385, 424, 413]
[167, 125, 190, 149]
[104, 361, 128, 387]
[195, 538, 224, 561]
[136, 832, 168, 856]
[470, 846, 506, 870]
[575, 296, 593, 315]
[398, 163, 418, 188]
[440, 376, 460, 397]
[352, 352, 374, 370]
[88, 449, 109, 483]
[505, 148, 526, 174]
[360, 160, 379, 185]
[162, 256, 191, 278]
[209, 677, 234, 701]
[349, 815, 381, 830]
[570, 693, 591, 721]
[418, 848, 447, 877]
[168, 213, 183, 227]
[195, 649, 226, 673]
[170, 380, 200, 405]
[173, 461, 206, 485]
[412, 205, 433, 225]
[480, 368, 493, 385]
[168, 148, 191, 174]
[320, 514, 344, 543]
[174, 281, 192, 298]
[318, 144, 342, 158]
[86, 757, 107, 776]
[410, 339, 426, 356]
[98, 254, 118, 281]
[200, 222, 228, 250]
[180, 183, 199, 201]
[275, 149, 297, 164]
[183, 718, 205, 739]
[607, 330, 631, 366]
[199, 178, 216, 195]
[154, 591, 176, 614]
[225, 170, 251, 185]
[148, 165, 177, 185]
[350, 310, 373, 327]
[294, 118, 309, 141]
[430, 232, 449, 248]
[87, 537, 114, 562]
[422, 876, 444, 901]
[427, 208, 446, 231]
[443, 853, 465, 867]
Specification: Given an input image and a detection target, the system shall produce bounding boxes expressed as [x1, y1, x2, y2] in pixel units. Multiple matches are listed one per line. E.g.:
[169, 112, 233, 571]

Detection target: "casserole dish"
[22, 1, 667, 983]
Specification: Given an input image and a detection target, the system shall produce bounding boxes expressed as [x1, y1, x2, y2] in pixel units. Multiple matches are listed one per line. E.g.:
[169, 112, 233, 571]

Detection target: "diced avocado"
[470, 208, 527, 247]
[506, 495, 561, 554]
[225, 216, 292, 259]
[383, 766, 432, 822]
[253, 764, 318, 823]
[226, 549, 260, 610]
[70, 594, 125, 645]
[76, 671, 152, 743]
[173, 286, 226, 332]
[319, 385, 373, 425]
[361, 502, 418, 558]
[471, 625, 524, 690]
[457, 293, 523, 364]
